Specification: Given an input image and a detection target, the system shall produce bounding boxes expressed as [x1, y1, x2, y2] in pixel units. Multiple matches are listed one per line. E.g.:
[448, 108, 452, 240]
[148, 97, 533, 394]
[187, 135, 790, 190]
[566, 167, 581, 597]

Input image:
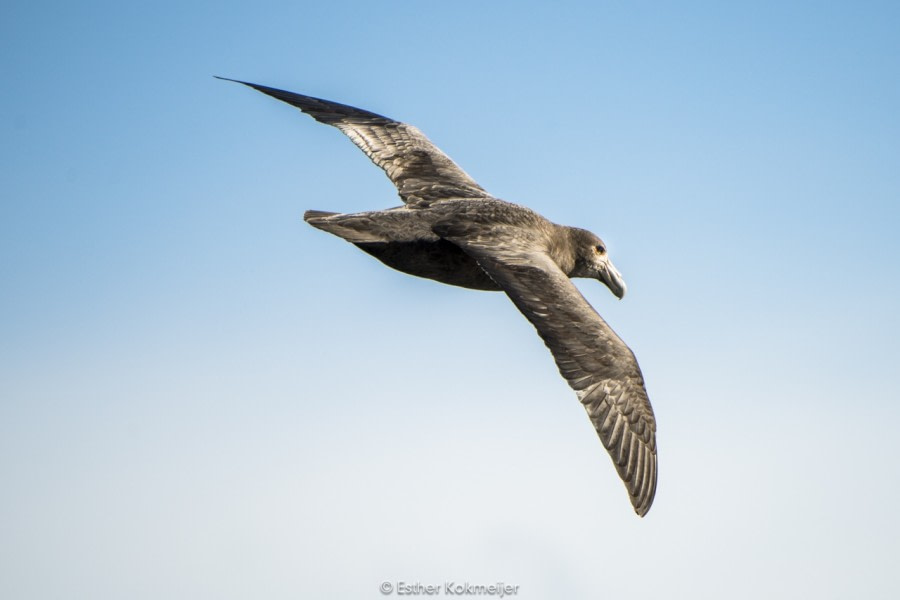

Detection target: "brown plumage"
[220, 77, 658, 516]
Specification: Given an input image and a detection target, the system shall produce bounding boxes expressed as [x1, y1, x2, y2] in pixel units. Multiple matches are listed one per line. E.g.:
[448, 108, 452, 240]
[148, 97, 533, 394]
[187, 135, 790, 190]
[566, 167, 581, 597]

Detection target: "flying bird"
[218, 77, 658, 516]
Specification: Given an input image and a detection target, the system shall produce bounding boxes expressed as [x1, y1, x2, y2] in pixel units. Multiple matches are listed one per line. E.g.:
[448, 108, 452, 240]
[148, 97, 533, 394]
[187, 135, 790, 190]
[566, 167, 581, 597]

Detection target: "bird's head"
[569, 228, 627, 299]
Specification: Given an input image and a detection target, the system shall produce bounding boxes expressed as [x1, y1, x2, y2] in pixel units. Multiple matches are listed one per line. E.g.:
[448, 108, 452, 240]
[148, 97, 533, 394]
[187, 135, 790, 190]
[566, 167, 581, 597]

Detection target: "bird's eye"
[595, 245, 606, 254]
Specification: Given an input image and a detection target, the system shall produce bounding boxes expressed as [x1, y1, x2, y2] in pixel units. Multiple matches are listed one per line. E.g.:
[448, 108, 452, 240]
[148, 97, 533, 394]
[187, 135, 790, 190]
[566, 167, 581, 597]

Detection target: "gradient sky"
[2, 1, 899, 598]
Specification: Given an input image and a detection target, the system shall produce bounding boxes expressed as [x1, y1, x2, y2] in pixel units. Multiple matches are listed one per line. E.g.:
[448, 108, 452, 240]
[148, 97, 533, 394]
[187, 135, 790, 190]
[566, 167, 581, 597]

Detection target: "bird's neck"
[547, 224, 578, 276]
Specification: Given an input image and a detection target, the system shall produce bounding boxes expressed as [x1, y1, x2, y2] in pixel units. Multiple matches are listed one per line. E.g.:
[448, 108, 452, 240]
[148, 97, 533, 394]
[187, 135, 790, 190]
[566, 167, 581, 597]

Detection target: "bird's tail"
[303, 209, 338, 222]
[303, 209, 385, 243]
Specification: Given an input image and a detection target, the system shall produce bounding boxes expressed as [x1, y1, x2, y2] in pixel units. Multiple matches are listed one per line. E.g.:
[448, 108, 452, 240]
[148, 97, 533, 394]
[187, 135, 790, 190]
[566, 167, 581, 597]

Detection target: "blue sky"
[2, 1, 899, 598]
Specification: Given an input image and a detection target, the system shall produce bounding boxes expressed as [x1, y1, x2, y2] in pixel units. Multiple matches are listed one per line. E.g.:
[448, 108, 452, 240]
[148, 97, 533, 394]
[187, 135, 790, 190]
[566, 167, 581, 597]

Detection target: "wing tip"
[215, 75, 274, 96]
[631, 455, 657, 517]
[631, 490, 655, 517]
[633, 498, 653, 517]
[215, 76, 394, 125]
[214, 75, 250, 86]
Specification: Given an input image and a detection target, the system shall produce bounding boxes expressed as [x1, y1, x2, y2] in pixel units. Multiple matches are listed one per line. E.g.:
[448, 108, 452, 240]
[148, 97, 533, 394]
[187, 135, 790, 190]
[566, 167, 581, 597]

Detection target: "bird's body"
[221, 77, 658, 516]
[306, 198, 564, 292]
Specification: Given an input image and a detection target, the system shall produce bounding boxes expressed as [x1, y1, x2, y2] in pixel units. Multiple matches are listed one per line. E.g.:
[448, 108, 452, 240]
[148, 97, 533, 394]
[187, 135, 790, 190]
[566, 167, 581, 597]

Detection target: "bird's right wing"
[218, 78, 491, 206]
[436, 221, 658, 516]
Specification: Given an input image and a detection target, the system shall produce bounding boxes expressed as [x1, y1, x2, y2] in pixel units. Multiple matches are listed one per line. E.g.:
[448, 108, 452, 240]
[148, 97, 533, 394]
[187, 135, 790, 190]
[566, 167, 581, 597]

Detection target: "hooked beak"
[598, 257, 627, 299]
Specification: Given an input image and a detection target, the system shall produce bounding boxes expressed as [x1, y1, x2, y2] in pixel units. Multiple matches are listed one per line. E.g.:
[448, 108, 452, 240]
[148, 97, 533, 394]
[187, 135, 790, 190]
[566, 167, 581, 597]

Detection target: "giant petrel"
[219, 77, 658, 516]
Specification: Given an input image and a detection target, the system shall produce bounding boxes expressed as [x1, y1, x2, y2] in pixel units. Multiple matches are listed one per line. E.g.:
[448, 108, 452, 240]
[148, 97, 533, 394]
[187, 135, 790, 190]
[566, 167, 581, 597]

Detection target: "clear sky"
[2, 1, 899, 598]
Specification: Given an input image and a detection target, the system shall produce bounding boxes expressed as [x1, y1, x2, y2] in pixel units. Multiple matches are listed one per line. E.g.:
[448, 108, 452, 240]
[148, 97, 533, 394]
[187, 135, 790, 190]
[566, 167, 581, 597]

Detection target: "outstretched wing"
[436, 221, 657, 516]
[218, 77, 490, 205]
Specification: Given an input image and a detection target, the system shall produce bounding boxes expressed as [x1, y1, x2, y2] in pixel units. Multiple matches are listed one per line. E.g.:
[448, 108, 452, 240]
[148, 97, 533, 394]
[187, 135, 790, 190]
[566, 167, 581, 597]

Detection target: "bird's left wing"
[217, 77, 490, 205]
[436, 220, 658, 516]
